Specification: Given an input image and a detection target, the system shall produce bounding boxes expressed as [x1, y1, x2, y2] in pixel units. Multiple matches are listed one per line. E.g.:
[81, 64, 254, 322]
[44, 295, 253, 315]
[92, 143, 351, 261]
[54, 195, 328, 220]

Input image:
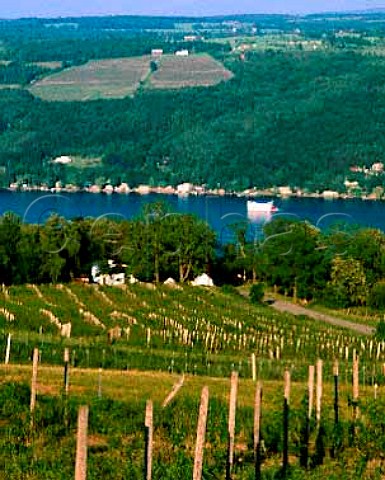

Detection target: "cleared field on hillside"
[29, 56, 151, 101]
[28, 54, 232, 101]
[148, 53, 233, 89]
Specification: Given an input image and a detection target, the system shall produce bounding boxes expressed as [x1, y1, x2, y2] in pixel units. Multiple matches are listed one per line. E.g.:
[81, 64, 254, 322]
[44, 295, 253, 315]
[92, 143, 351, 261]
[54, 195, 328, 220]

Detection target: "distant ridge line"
[3, 10, 385, 22]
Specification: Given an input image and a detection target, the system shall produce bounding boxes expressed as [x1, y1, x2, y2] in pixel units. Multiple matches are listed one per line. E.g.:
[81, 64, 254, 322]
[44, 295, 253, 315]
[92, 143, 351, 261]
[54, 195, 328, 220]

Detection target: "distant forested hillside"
[1, 15, 385, 190]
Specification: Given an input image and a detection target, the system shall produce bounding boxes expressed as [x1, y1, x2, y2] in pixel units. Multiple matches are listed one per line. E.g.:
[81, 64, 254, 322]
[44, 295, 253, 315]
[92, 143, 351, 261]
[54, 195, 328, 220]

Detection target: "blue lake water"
[2, 191, 385, 238]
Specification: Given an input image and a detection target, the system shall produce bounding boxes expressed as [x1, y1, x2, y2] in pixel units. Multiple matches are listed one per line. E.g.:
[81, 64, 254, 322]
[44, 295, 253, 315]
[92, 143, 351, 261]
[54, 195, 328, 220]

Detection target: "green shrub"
[249, 283, 265, 304]
[376, 319, 385, 340]
[0, 382, 30, 417]
[369, 281, 385, 309]
[221, 284, 240, 296]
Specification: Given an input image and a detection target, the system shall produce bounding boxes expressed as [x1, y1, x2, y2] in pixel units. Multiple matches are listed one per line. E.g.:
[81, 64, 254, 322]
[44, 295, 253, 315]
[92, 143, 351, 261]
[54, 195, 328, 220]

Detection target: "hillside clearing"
[28, 54, 233, 101]
[148, 53, 233, 89]
[29, 56, 152, 101]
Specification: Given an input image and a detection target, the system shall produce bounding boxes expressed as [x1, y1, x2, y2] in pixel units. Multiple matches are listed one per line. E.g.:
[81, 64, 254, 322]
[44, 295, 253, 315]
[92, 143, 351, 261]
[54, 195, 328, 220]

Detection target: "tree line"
[0, 203, 215, 285]
[223, 216, 385, 309]
[1, 203, 385, 311]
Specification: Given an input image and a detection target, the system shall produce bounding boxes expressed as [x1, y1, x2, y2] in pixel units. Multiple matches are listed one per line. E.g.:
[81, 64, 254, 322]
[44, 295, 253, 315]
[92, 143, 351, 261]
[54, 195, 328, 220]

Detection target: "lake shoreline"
[4, 184, 379, 202]
[1, 188, 385, 232]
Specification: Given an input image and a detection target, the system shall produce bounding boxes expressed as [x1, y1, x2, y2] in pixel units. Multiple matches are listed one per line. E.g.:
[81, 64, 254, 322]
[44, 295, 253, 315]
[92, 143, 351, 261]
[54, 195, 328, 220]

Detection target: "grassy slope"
[0, 282, 374, 379]
[0, 283, 383, 478]
[0, 364, 383, 479]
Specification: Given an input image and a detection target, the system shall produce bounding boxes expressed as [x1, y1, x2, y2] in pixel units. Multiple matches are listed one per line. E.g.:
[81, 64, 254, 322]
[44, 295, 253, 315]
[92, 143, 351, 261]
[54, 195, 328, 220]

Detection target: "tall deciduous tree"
[346, 229, 385, 286]
[163, 213, 215, 283]
[39, 215, 80, 283]
[0, 212, 22, 284]
[326, 256, 367, 307]
[260, 218, 327, 299]
[120, 203, 215, 283]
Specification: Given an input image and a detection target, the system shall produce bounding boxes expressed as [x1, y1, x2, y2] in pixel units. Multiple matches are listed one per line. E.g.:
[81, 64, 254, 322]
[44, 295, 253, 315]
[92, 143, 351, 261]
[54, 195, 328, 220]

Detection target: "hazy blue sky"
[1, 0, 384, 19]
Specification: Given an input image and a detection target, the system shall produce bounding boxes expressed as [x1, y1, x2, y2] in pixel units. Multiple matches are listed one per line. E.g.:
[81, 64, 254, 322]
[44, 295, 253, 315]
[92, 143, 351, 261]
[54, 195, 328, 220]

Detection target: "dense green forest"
[1, 14, 385, 191]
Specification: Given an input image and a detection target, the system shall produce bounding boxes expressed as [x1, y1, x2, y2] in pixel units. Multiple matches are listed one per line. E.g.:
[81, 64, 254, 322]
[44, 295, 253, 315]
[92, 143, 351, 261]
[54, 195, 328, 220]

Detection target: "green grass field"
[0, 363, 383, 479]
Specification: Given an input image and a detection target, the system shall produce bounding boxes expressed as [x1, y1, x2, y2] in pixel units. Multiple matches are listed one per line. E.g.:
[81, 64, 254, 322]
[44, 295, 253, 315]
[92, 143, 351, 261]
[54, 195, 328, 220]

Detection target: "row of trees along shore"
[1, 202, 385, 310]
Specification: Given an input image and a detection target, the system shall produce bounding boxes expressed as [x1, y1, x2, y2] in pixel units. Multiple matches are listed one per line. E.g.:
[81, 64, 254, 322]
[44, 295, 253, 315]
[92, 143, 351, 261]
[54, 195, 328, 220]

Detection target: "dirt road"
[271, 300, 375, 336]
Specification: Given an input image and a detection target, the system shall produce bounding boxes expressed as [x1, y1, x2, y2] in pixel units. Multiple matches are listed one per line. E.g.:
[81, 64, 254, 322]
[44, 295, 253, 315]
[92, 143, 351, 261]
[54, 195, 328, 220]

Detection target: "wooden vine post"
[30, 347, 39, 429]
[75, 405, 89, 480]
[63, 347, 70, 395]
[301, 365, 314, 468]
[308, 365, 315, 421]
[193, 386, 209, 480]
[282, 369, 290, 477]
[251, 353, 257, 382]
[331, 359, 340, 459]
[352, 354, 359, 420]
[144, 400, 153, 480]
[4, 333, 11, 365]
[226, 371, 238, 480]
[316, 359, 323, 425]
[254, 381, 263, 480]
[333, 360, 339, 426]
[98, 367, 102, 398]
[161, 375, 185, 408]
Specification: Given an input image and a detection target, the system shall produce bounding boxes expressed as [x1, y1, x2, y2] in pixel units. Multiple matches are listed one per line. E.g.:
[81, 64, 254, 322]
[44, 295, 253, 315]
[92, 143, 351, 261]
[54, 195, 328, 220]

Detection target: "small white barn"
[115, 183, 130, 193]
[191, 273, 214, 287]
[151, 49, 163, 57]
[322, 190, 339, 199]
[91, 265, 100, 282]
[96, 273, 125, 286]
[136, 185, 151, 194]
[52, 155, 72, 165]
[177, 182, 194, 195]
[91, 263, 125, 286]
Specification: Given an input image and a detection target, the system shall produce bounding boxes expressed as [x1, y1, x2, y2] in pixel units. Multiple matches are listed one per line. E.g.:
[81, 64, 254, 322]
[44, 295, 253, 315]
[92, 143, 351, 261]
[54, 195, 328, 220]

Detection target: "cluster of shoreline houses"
[9, 178, 228, 197]
[9, 179, 385, 200]
[10, 179, 385, 200]
[9, 155, 385, 200]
